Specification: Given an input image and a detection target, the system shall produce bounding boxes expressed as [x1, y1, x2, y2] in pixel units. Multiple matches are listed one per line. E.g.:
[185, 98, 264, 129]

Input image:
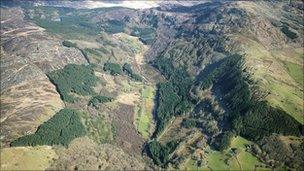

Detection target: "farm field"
[135, 85, 155, 138]
[185, 136, 267, 171]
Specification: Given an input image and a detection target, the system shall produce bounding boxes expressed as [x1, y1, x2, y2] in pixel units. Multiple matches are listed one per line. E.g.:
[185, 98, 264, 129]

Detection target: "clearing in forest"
[135, 86, 155, 139]
[184, 136, 267, 171]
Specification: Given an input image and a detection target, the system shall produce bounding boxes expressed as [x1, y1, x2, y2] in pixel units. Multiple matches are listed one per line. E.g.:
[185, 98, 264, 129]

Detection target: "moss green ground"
[284, 61, 303, 86]
[80, 111, 114, 144]
[228, 136, 265, 170]
[185, 136, 268, 171]
[135, 86, 155, 139]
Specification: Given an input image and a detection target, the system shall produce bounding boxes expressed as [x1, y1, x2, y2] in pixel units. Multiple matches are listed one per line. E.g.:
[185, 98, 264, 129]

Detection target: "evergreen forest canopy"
[152, 56, 194, 137]
[88, 95, 114, 108]
[11, 109, 86, 147]
[47, 64, 99, 103]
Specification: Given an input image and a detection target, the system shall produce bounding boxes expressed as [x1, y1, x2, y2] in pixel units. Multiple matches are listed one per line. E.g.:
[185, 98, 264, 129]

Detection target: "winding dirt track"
[1, 26, 45, 38]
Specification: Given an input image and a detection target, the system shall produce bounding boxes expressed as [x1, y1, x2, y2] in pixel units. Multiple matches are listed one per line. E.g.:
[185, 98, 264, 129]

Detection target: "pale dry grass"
[69, 40, 100, 49]
[1, 26, 45, 37]
[50, 137, 146, 170]
[1, 146, 57, 170]
[1, 79, 64, 144]
[116, 92, 140, 106]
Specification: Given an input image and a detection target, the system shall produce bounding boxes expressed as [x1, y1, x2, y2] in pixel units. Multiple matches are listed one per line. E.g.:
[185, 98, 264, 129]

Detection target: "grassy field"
[230, 35, 304, 124]
[184, 146, 230, 171]
[206, 147, 230, 170]
[284, 61, 303, 86]
[267, 79, 304, 124]
[135, 86, 155, 139]
[228, 136, 265, 170]
[1, 146, 57, 170]
[185, 136, 267, 171]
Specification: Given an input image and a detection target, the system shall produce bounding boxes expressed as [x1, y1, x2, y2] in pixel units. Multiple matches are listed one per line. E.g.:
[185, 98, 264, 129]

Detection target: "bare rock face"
[0, 7, 87, 145]
[49, 137, 147, 170]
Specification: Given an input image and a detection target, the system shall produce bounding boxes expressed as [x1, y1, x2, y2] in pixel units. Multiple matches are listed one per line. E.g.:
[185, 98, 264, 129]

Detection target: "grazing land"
[135, 86, 156, 138]
[0, 146, 57, 171]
